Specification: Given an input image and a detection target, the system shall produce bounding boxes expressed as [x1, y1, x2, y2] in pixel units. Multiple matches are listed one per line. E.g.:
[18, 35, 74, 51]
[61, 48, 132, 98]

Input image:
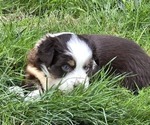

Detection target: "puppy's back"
[83, 35, 150, 91]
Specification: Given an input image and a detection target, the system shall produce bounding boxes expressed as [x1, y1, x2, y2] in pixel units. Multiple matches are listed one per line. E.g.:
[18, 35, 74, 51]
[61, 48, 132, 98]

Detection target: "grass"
[0, 0, 150, 124]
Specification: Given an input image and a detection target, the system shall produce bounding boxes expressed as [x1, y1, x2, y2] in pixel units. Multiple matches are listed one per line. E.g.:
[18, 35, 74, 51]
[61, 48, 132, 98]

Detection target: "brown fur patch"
[26, 64, 54, 91]
[67, 60, 75, 67]
[27, 48, 38, 67]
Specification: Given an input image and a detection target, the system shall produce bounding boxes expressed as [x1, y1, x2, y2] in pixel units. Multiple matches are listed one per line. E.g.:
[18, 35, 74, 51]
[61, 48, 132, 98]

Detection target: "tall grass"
[0, 0, 150, 124]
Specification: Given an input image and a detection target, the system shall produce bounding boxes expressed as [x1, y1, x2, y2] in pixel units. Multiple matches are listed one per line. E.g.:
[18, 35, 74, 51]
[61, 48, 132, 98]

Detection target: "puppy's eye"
[61, 64, 72, 72]
[83, 65, 90, 72]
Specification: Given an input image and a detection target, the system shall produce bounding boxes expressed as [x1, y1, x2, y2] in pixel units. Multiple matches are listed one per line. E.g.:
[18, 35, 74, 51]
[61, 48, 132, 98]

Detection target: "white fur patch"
[58, 34, 92, 92]
[8, 86, 25, 97]
[8, 86, 41, 102]
[24, 90, 41, 102]
[66, 34, 92, 66]
[46, 32, 74, 37]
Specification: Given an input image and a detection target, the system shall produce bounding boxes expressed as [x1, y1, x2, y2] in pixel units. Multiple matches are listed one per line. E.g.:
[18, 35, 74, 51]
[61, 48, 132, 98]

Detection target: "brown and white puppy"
[25, 32, 95, 93]
[25, 32, 150, 95]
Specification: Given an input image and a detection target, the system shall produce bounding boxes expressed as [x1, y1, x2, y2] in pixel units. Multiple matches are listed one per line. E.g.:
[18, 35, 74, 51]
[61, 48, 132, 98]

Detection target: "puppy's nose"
[73, 79, 84, 87]
[73, 81, 79, 88]
[73, 84, 78, 88]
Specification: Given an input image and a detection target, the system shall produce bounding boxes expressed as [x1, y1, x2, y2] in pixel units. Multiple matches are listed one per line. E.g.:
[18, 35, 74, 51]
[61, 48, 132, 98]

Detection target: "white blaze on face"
[58, 34, 93, 92]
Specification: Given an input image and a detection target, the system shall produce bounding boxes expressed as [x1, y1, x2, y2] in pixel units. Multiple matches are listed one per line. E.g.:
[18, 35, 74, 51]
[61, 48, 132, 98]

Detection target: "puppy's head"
[27, 33, 96, 92]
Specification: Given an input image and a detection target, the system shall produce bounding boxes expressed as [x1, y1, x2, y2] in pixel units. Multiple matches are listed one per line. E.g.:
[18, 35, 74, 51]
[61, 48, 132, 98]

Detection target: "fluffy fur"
[24, 32, 150, 93]
[83, 35, 150, 91]
[24, 33, 94, 92]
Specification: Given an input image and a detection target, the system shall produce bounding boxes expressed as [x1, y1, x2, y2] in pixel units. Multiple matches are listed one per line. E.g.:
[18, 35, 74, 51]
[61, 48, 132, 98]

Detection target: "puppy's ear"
[37, 36, 57, 67]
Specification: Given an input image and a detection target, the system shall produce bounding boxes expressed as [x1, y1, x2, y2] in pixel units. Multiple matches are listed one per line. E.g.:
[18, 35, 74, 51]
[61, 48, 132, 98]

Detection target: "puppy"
[24, 32, 150, 93]
[24, 32, 95, 93]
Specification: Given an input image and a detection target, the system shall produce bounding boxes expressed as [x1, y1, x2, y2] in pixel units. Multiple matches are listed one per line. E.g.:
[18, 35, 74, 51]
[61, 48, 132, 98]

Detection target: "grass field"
[0, 0, 150, 124]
